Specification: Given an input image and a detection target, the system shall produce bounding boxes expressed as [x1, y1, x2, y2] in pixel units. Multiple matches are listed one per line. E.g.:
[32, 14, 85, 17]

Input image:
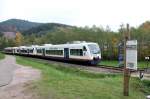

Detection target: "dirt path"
[0, 55, 17, 87]
[0, 55, 41, 99]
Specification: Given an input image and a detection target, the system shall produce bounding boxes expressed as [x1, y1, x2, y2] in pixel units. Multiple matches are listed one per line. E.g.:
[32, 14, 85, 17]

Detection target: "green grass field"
[0, 53, 5, 60]
[16, 56, 150, 99]
[99, 60, 149, 68]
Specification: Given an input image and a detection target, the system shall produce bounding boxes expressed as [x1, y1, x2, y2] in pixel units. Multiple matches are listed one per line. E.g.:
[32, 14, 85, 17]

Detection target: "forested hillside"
[0, 19, 149, 60]
[0, 19, 42, 32]
[23, 23, 73, 35]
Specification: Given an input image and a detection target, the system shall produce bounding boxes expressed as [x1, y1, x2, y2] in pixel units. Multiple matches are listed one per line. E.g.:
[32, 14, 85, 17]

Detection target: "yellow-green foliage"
[15, 32, 23, 46]
[0, 53, 5, 60]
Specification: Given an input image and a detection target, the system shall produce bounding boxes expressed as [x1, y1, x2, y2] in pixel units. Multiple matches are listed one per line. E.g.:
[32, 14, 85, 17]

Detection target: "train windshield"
[88, 44, 100, 54]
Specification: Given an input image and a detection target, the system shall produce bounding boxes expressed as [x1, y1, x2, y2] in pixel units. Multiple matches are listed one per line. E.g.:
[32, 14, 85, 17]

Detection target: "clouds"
[0, 0, 150, 31]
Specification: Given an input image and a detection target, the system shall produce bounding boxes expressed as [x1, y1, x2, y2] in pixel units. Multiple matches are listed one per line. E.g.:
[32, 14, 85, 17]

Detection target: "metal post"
[145, 56, 149, 72]
[123, 24, 131, 96]
[147, 57, 149, 68]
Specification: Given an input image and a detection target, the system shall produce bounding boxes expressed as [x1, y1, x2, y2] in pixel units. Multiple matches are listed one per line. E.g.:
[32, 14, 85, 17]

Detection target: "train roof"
[4, 41, 99, 49]
[43, 42, 98, 48]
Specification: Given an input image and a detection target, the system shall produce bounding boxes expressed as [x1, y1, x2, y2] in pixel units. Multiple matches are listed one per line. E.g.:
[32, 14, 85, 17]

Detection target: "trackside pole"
[123, 24, 130, 96]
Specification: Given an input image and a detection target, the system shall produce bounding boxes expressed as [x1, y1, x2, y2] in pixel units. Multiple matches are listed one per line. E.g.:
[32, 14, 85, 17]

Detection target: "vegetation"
[0, 53, 5, 60]
[16, 56, 150, 99]
[0, 19, 42, 32]
[22, 23, 72, 35]
[15, 32, 23, 46]
[99, 60, 150, 68]
[0, 36, 16, 49]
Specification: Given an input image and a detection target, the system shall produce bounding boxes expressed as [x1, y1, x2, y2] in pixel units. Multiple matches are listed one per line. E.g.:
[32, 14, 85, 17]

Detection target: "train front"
[87, 43, 101, 65]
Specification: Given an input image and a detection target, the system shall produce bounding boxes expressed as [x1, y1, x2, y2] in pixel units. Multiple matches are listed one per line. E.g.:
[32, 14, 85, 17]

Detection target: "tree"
[15, 32, 23, 46]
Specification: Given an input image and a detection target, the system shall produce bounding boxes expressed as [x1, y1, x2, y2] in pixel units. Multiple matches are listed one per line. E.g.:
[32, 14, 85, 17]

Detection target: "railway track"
[17, 55, 124, 73]
[11, 54, 148, 73]
[97, 65, 144, 72]
[97, 65, 123, 71]
[30, 57, 146, 73]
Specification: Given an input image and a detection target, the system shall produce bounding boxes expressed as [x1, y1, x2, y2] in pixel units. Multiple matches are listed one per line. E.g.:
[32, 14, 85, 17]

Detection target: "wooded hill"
[22, 23, 73, 36]
[0, 19, 42, 32]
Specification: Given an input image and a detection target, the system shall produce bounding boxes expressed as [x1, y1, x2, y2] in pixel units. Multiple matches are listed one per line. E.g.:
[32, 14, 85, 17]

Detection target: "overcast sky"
[0, 0, 150, 31]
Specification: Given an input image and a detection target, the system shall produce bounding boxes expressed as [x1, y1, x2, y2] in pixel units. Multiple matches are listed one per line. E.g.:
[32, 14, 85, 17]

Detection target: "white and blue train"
[4, 41, 101, 65]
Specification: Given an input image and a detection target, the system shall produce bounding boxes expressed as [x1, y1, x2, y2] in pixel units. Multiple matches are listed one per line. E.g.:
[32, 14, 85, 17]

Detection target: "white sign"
[126, 40, 137, 70]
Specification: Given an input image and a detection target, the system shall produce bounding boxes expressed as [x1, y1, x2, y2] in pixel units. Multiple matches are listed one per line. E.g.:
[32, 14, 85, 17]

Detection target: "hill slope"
[0, 19, 73, 37]
[0, 19, 42, 32]
[23, 23, 73, 35]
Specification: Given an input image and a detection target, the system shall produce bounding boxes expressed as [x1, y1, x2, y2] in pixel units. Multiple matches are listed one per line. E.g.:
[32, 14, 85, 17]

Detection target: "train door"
[13, 49, 15, 55]
[42, 48, 45, 56]
[64, 48, 69, 59]
[27, 49, 29, 55]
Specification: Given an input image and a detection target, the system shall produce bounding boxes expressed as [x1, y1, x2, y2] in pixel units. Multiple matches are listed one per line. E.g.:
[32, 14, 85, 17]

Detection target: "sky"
[0, 0, 150, 31]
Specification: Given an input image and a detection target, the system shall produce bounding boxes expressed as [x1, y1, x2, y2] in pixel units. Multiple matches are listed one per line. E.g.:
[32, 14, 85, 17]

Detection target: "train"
[4, 41, 101, 65]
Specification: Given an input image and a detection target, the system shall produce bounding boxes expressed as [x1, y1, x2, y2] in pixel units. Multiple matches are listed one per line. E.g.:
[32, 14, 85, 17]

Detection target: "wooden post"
[123, 24, 131, 96]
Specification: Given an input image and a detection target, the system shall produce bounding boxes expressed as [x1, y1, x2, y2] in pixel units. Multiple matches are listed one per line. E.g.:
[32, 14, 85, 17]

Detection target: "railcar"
[4, 47, 18, 54]
[4, 47, 13, 54]
[4, 41, 101, 65]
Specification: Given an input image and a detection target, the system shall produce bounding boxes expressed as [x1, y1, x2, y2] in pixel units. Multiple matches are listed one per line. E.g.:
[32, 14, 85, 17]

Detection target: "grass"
[0, 53, 5, 60]
[99, 60, 150, 68]
[16, 56, 150, 99]
[99, 60, 119, 67]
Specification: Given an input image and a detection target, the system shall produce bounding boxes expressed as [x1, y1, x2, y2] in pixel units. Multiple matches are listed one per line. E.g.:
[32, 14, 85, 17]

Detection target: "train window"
[46, 50, 63, 55]
[29, 49, 33, 53]
[70, 49, 83, 56]
[17, 49, 20, 52]
[88, 44, 100, 54]
[37, 49, 42, 53]
[21, 50, 28, 53]
[5, 49, 13, 53]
